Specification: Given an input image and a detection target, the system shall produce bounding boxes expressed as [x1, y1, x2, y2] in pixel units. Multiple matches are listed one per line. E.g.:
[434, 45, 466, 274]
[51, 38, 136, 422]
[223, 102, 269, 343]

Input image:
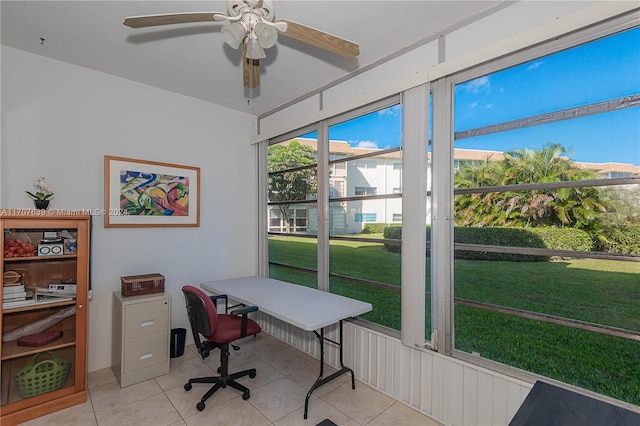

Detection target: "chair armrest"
[230, 305, 258, 316]
[209, 294, 228, 313]
[230, 305, 259, 338]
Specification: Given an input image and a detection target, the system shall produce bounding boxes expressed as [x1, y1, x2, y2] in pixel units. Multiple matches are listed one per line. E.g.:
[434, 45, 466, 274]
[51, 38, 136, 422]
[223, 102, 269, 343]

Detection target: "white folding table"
[200, 276, 372, 419]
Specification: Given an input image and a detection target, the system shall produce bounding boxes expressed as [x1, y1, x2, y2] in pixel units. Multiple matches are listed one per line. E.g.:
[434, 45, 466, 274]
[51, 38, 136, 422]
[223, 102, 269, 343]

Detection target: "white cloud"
[354, 140, 379, 149]
[469, 101, 478, 109]
[527, 61, 543, 71]
[378, 104, 401, 117]
[465, 76, 490, 94]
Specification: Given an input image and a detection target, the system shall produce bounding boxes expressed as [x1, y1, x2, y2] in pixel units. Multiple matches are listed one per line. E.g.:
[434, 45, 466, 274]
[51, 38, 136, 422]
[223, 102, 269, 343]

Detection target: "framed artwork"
[104, 156, 200, 227]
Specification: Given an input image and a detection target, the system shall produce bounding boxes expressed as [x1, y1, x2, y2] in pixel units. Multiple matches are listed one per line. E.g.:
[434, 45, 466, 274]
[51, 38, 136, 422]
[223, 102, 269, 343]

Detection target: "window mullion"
[431, 78, 455, 355]
[257, 140, 269, 277]
[400, 85, 428, 348]
[317, 121, 329, 292]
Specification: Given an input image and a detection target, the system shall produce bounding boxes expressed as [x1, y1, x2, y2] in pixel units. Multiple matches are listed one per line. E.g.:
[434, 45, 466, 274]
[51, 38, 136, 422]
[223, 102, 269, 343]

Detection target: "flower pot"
[34, 199, 50, 210]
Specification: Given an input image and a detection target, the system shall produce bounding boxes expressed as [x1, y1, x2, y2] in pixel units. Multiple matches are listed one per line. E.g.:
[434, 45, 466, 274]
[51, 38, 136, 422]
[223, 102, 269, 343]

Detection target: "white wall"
[0, 47, 257, 371]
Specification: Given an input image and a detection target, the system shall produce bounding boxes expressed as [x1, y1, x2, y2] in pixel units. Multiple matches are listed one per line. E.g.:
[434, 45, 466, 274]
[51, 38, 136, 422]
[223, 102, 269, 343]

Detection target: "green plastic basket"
[14, 351, 71, 398]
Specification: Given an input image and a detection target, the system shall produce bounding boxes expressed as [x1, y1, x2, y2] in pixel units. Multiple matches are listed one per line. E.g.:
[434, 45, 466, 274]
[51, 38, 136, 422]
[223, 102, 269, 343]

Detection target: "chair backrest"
[182, 285, 218, 338]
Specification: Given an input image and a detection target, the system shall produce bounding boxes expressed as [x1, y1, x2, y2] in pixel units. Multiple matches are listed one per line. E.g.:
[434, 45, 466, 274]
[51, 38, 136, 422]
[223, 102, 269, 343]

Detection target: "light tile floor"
[20, 333, 442, 426]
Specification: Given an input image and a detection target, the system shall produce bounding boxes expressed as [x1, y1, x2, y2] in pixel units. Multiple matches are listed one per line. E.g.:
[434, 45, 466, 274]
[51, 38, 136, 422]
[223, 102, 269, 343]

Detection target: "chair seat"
[208, 314, 261, 343]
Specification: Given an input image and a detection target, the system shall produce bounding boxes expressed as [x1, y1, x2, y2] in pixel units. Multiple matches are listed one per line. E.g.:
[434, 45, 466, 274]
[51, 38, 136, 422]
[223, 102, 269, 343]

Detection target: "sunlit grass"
[268, 235, 640, 405]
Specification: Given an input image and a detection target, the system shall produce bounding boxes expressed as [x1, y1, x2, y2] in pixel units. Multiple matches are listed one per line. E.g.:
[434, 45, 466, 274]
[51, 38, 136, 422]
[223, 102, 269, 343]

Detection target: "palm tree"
[454, 143, 606, 231]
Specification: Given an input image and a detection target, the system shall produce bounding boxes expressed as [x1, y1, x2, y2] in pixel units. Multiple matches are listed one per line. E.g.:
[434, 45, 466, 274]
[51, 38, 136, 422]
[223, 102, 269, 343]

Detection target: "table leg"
[304, 320, 356, 419]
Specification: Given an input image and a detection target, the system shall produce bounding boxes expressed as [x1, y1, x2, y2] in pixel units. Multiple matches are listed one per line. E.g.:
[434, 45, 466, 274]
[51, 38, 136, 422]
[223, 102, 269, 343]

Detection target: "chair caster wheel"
[196, 401, 205, 411]
[242, 392, 250, 400]
[249, 371, 256, 379]
[184, 383, 192, 391]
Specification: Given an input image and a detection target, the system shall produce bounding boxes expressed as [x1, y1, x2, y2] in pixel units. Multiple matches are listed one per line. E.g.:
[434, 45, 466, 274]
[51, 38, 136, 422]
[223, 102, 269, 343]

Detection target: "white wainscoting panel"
[255, 311, 532, 425]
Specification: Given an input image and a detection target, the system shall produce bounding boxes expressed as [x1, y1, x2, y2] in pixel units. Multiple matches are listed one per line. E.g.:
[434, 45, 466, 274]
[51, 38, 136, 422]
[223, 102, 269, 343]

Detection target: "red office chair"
[182, 285, 261, 411]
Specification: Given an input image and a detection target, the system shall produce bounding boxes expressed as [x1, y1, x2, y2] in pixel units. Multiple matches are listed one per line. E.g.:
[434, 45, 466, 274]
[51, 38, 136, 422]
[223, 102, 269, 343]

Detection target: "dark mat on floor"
[316, 419, 338, 426]
[510, 381, 640, 426]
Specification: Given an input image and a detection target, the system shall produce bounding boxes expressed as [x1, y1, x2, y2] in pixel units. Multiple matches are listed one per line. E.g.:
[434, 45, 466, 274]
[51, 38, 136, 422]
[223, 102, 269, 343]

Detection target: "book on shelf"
[2, 296, 73, 309]
[2, 298, 35, 309]
[3, 284, 26, 293]
[3, 291, 27, 300]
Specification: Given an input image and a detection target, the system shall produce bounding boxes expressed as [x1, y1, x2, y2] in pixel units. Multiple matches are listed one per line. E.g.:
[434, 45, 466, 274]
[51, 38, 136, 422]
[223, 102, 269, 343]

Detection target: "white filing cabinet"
[112, 291, 171, 387]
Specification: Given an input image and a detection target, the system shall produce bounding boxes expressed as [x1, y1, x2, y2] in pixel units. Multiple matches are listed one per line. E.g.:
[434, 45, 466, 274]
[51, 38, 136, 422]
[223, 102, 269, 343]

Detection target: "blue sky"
[318, 26, 639, 166]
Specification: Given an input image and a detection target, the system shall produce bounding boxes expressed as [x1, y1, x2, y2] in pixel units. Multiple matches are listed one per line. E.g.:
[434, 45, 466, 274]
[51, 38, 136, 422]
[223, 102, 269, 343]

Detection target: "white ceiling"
[1, 1, 506, 116]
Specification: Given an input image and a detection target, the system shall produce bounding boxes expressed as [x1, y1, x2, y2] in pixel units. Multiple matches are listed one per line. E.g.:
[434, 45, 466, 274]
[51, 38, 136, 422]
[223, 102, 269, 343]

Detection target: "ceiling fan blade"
[243, 42, 260, 89]
[123, 12, 222, 28]
[277, 19, 360, 59]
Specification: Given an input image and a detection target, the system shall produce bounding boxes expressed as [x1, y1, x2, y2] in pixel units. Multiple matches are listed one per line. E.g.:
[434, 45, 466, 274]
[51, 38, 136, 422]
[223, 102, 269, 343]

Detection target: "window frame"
[258, 10, 639, 403]
[432, 16, 640, 373]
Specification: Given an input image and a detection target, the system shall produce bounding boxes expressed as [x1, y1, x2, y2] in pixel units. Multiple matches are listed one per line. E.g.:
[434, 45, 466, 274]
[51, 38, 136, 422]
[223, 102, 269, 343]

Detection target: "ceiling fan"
[123, 0, 360, 89]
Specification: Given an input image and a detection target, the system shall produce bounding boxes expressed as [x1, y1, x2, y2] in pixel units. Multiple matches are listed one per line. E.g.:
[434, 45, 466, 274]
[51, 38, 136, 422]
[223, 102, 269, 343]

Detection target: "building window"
[393, 162, 402, 170]
[354, 186, 377, 196]
[330, 180, 345, 198]
[610, 172, 632, 178]
[355, 160, 377, 169]
[354, 213, 377, 223]
[392, 214, 402, 222]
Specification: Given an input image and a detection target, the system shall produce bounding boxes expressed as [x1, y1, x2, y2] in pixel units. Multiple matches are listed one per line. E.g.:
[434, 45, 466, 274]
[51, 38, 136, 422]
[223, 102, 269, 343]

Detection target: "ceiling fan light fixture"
[122, 0, 360, 90]
[221, 22, 246, 49]
[246, 36, 266, 59]
[254, 21, 278, 49]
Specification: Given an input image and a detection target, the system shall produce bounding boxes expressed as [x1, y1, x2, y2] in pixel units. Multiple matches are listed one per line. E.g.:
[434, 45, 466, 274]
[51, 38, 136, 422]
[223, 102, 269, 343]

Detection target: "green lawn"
[268, 235, 640, 405]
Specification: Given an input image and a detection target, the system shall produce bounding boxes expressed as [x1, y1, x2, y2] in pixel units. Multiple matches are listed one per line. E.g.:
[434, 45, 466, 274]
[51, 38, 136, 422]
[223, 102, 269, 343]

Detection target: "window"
[354, 186, 377, 196]
[262, 15, 639, 410]
[355, 160, 377, 169]
[330, 180, 345, 198]
[448, 26, 640, 405]
[326, 102, 403, 330]
[267, 132, 319, 288]
[354, 213, 377, 223]
[610, 172, 632, 178]
[268, 208, 308, 232]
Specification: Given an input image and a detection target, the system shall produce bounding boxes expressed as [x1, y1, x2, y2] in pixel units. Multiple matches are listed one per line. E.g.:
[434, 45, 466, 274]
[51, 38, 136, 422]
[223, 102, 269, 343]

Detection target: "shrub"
[599, 225, 640, 254]
[527, 228, 593, 252]
[383, 226, 402, 252]
[383, 225, 594, 261]
[454, 227, 548, 261]
[362, 223, 390, 234]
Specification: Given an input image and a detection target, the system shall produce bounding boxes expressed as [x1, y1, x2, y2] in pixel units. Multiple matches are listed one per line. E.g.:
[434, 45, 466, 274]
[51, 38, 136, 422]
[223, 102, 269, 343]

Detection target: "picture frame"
[63, 239, 78, 254]
[104, 156, 200, 228]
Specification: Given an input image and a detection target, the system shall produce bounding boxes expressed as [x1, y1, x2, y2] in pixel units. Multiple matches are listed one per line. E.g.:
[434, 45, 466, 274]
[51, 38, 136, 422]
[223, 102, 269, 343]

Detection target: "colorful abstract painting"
[120, 171, 189, 216]
[105, 156, 200, 227]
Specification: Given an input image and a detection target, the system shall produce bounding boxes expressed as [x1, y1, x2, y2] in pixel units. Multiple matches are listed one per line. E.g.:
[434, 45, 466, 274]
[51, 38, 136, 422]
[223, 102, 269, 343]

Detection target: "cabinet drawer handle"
[140, 320, 154, 327]
[140, 352, 154, 360]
